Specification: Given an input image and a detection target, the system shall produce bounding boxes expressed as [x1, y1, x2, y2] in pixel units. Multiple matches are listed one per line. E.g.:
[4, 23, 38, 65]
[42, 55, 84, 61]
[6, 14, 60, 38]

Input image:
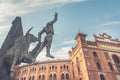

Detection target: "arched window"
[39, 75, 41, 79]
[42, 66, 44, 70]
[39, 67, 41, 70]
[24, 77, 26, 80]
[100, 74, 105, 80]
[32, 76, 35, 80]
[67, 66, 69, 69]
[50, 66, 51, 70]
[78, 66, 80, 74]
[49, 74, 52, 80]
[32, 68, 34, 71]
[79, 78, 82, 80]
[29, 76, 31, 80]
[64, 65, 66, 69]
[53, 74, 56, 80]
[112, 55, 120, 71]
[61, 73, 64, 80]
[61, 66, 62, 69]
[112, 55, 120, 72]
[112, 55, 120, 63]
[55, 66, 57, 69]
[96, 61, 102, 70]
[42, 75, 45, 80]
[108, 62, 114, 71]
[66, 73, 69, 80]
[93, 52, 98, 57]
[52, 65, 54, 69]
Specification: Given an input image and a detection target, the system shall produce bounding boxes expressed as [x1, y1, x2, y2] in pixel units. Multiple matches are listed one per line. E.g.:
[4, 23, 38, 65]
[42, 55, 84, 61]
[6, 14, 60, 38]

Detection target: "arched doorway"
[61, 73, 64, 80]
[100, 74, 105, 80]
[112, 55, 120, 71]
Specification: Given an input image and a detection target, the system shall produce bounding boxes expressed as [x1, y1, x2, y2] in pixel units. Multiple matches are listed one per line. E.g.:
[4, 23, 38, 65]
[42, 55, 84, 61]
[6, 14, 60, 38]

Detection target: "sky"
[0, 0, 120, 61]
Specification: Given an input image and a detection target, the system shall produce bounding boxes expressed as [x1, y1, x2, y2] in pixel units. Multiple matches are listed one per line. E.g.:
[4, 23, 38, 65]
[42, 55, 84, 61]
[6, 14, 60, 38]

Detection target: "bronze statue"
[32, 12, 58, 59]
[2, 27, 38, 80]
[6, 27, 38, 72]
[0, 13, 58, 80]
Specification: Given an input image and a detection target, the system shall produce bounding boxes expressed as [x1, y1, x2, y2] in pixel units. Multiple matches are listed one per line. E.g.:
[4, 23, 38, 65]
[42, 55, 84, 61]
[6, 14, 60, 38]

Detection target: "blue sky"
[0, 0, 120, 61]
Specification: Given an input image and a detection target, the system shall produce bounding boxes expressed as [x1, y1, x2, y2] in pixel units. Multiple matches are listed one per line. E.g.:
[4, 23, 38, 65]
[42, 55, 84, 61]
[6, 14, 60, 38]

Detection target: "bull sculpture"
[2, 27, 38, 79]
[6, 27, 38, 71]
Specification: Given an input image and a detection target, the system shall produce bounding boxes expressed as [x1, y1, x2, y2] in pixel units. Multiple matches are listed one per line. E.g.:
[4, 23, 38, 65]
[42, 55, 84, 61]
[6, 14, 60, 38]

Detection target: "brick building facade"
[15, 32, 120, 80]
[15, 59, 73, 80]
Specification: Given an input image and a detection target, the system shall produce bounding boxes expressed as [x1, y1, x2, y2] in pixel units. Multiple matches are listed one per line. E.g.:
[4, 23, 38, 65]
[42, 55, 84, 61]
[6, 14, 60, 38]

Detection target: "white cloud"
[97, 21, 120, 28]
[36, 46, 71, 61]
[0, 24, 11, 47]
[0, 0, 86, 48]
[62, 40, 75, 45]
[0, 0, 86, 23]
[53, 46, 71, 59]
[53, 0, 86, 3]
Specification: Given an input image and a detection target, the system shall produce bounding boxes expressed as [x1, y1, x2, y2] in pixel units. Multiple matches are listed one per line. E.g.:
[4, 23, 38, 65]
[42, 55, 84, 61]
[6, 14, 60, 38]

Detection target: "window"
[112, 55, 120, 72]
[66, 73, 69, 80]
[112, 55, 120, 63]
[39, 75, 41, 79]
[108, 62, 114, 71]
[50, 74, 52, 80]
[24, 77, 26, 80]
[67, 66, 69, 69]
[39, 67, 41, 70]
[100, 74, 105, 80]
[61, 66, 62, 69]
[44, 67, 46, 70]
[79, 78, 82, 80]
[64, 65, 66, 69]
[104, 52, 110, 60]
[34, 68, 36, 71]
[93, 52, 98, 57]
[52, 65, 54, 69]
[29, 76, 31, 80]
[96, 61, 102, 70]
[42, 75, 45, 80]
[78, 66, 80, 74]
[53, 74, 57, 80]
[61, 74, 64, 80]
[32, 76, 35, 80]
[42, 66, 44, 70]
[50, 66, 51, 70]
[55, 66, 57, 69]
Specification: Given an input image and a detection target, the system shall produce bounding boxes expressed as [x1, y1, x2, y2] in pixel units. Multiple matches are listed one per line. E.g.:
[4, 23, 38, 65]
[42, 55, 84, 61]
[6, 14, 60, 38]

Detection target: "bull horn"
[26, 27, 33, 34]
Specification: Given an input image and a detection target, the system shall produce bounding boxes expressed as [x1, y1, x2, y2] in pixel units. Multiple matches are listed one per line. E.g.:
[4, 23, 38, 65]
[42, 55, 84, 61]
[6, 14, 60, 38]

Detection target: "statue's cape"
[0, 17, 23, 58]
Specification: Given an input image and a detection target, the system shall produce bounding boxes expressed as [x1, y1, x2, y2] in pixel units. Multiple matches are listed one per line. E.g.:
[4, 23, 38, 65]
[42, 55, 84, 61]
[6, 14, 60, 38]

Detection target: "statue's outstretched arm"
[49, 12, 58, 24]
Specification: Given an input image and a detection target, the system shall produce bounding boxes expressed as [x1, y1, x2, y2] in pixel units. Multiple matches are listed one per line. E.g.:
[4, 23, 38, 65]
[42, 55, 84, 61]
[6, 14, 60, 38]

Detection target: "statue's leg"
[23, 53, 34, 63]
[23, 57, 32, 63]
[46, 35, 54, 58]
[11, 50, 20, 72]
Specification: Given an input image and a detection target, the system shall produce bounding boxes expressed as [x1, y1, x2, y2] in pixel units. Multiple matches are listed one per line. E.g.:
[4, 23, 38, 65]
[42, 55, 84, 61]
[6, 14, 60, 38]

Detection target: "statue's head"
[26, 27, 38, 43]
[27, 34, 38, 43]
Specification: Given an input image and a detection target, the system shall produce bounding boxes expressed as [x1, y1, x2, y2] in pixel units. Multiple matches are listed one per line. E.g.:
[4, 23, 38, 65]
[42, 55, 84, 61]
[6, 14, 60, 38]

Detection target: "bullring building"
[15, 32, 120, 80]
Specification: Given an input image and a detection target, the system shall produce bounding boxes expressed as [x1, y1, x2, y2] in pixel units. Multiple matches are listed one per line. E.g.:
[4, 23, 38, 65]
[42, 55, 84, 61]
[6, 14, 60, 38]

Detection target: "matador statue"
[33, 12, 58, 59]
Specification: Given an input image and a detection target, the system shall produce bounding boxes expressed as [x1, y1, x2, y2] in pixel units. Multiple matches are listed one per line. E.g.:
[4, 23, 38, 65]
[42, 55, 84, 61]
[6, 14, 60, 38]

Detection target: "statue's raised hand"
[55, 12, 58, 17]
